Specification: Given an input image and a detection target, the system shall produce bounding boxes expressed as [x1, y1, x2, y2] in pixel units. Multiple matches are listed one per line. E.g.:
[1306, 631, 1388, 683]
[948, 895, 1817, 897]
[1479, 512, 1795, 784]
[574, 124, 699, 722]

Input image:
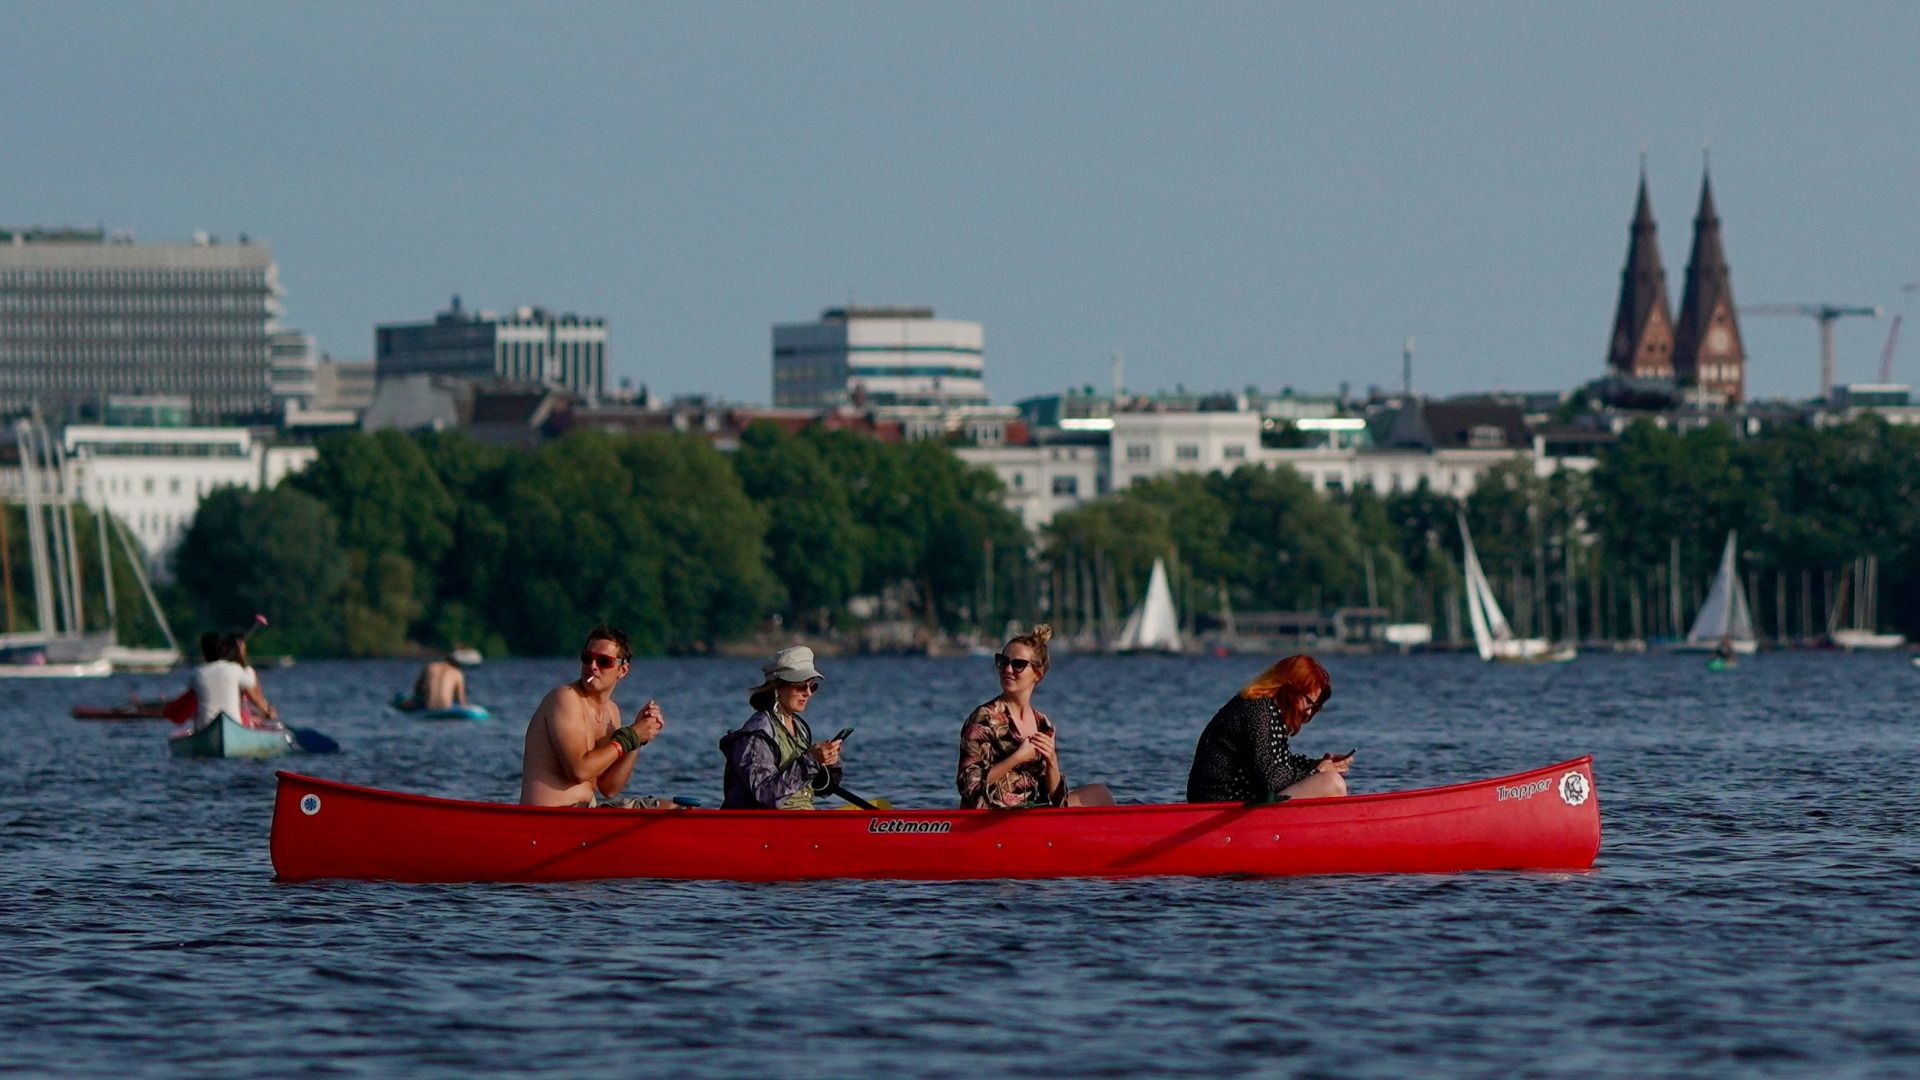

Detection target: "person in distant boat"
[1185, 654, 1352, 803]
[957, 624, 1114, 809]
[1712, 637, 1737, 664]
[164, 632, 225, 726]
[720, 645, 845, 809]
[188, 632, 278, 732]
[407, 652, 469, 711]
[519, 625, 670, 808]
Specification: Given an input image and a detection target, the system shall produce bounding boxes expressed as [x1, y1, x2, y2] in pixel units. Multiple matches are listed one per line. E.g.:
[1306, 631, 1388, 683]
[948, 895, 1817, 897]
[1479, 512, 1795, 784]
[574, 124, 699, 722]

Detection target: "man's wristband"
[611, 727, 644, 753]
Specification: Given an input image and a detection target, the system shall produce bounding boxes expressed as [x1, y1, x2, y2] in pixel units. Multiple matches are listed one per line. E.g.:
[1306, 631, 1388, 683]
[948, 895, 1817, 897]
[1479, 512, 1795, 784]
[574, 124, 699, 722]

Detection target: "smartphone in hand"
[832, 727, 855, 743]
[1335, 748, 1357, 760]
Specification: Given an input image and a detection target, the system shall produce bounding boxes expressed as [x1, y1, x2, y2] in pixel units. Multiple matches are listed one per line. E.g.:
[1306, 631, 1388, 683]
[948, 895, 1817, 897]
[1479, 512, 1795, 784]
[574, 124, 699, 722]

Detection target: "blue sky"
[7, 2, 1917, 405]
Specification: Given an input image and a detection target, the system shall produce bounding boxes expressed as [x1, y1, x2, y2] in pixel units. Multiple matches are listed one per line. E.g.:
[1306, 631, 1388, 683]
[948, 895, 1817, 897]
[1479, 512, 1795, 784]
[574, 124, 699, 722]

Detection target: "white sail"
[1685, 531, 1756, 650]
[1459, 517, 1495, 661]
[1115, 557, 1182, 653]
[1460, 514, 1571, 663]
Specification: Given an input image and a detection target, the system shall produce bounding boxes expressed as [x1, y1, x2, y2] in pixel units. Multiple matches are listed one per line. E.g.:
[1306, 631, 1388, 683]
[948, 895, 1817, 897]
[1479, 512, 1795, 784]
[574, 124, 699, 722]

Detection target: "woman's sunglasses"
[580, 651, 625, 670]
[784, 678, 823, 694]
[993, 653, 1033, 675]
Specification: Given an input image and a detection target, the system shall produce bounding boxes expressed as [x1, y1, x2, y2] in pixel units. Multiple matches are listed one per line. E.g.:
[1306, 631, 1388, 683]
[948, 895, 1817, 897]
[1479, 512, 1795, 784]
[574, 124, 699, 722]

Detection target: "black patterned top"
[1185, 694, 1318, 802]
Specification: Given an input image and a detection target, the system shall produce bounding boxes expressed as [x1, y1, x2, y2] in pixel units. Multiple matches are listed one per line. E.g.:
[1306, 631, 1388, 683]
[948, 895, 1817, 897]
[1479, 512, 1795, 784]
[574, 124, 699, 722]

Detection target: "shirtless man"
[519, 625, 667, 807]
[413, 653, 468, 711]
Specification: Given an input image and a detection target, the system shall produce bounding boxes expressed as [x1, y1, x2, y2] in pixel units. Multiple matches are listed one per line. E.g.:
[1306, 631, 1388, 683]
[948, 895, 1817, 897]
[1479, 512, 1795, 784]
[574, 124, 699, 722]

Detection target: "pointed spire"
[1673, 161, 1745, 403]
[1607, 164, 1675, 379]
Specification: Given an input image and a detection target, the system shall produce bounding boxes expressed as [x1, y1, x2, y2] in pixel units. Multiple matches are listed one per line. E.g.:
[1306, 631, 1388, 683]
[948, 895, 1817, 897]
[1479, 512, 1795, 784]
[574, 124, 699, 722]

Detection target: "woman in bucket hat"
[719, 645, 846, 809]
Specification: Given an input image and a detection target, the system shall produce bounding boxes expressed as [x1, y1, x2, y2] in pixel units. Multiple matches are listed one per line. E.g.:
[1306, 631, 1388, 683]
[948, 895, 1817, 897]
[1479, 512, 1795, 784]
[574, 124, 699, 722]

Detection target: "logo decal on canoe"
[299, 793, 322, 816]
[1558, 772, 1590, 807]
[1496, 778, 1551, 801]
[867, 819, 951, 835]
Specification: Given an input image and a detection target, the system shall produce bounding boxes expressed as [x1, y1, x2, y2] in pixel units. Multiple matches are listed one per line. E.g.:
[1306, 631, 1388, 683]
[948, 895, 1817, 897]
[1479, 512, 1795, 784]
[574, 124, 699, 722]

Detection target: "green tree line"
[166, 425, 1025, 657]
[1046, 416, 1920, 644]
[155, 416, 1920, 657]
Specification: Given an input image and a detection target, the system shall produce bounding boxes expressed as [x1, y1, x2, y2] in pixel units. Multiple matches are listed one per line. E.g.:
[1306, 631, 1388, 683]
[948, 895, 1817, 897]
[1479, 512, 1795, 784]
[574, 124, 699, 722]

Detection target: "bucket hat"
[748, 645, 824, 693]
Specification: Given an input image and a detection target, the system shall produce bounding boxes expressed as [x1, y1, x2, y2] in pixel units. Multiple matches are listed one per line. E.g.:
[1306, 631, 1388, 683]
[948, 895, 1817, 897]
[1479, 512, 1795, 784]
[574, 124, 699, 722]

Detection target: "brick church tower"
[1606, 166, 1676, 380]
[1672, 166, 1747, 403]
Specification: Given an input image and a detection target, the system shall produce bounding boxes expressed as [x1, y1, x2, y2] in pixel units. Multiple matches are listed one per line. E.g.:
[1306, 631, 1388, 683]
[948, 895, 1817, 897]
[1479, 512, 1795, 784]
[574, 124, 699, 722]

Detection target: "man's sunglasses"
[993, 653, 1033, 674]
[580, 652, 626, 670]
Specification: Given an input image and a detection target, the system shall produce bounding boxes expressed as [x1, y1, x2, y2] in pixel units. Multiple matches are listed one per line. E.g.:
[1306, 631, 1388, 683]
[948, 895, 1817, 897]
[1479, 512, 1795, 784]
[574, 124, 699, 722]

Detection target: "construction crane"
[1740, 303, 1882, 399]
[1885, 282, 1920, 384]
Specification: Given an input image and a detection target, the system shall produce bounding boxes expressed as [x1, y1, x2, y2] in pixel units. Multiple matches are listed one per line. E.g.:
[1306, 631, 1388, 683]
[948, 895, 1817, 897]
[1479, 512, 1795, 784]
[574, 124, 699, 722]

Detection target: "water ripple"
[4, 653, 1920, 1077]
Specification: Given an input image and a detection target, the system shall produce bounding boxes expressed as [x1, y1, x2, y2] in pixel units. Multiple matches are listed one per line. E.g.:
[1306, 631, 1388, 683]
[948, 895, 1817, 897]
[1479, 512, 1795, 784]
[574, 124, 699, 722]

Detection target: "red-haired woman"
[1185, 654, 1352, 802]
[957, 623, 1114, 808]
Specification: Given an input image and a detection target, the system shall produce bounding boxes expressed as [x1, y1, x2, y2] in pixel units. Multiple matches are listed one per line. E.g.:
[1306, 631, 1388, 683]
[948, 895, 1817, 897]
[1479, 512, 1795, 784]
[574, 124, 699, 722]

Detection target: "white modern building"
[377, 297, 607, 400]
[61, 425, 318, 575]
[773, 307, 987, 409]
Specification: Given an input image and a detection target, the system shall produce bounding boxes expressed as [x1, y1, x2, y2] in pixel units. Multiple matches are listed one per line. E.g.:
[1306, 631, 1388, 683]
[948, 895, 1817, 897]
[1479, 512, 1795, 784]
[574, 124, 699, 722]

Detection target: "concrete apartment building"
[773, 307, 988, 409]
[0, 227, 281, 422]
[376, 296, 607, 400]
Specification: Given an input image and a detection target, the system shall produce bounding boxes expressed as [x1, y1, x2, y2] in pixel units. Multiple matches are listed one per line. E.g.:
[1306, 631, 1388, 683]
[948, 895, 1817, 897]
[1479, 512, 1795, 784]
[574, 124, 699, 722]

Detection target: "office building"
[376, 296, 607, 400]
[772, 306, 987, 409]
[0, 227, 279, 422]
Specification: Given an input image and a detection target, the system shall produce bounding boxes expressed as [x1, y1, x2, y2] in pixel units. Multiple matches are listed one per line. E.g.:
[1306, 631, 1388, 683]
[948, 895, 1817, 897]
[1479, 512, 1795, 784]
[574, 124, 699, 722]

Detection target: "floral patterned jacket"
[957, 699, 1066, 809]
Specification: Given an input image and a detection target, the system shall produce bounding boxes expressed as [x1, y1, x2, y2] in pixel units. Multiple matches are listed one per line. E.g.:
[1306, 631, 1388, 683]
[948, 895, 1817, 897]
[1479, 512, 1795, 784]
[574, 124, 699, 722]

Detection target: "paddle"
[289, 728, 340, 754]
[827, 784, 889, 811]
[244, 614, 339, 754]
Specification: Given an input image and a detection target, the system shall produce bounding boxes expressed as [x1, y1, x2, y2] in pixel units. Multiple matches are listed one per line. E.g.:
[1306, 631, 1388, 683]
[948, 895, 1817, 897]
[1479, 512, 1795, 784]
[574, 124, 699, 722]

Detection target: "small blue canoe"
[390, 693, 491, 721]
[169, 714, 297, 759]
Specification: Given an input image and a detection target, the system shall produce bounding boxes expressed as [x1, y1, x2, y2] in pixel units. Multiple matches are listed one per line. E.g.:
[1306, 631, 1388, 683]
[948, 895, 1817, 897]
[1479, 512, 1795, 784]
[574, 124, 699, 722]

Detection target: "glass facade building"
[772, 306, 987, 408]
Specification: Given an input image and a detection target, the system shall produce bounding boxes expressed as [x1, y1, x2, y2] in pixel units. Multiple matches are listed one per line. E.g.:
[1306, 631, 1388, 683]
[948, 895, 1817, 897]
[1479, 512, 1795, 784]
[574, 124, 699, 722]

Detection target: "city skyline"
[7, 2, 1917, 406]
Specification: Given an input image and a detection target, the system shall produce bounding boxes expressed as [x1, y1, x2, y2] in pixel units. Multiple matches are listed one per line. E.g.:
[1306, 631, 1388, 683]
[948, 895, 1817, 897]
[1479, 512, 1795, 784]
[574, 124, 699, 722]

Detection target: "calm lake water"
[4, 651, 1918, 1078]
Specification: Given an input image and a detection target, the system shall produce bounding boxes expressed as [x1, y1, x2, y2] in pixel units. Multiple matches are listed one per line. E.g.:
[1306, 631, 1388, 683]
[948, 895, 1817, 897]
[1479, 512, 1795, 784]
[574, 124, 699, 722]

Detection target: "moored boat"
[0, 657, 114, 678]
[72, 699, 172, 720]
[170, 714, 297, 759]
[270, 757, 1601, 883]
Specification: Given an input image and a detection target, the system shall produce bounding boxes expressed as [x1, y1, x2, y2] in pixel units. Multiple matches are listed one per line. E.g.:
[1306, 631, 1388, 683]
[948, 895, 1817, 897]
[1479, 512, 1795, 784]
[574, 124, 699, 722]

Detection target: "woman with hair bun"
[957, 623, 1114, 809]
[1185, 654, 1353, 803]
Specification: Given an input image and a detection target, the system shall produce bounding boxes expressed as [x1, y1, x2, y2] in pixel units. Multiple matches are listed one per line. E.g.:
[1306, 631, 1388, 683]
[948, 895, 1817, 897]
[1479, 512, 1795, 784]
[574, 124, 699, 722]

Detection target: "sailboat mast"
[110, 515, 180, 655]
[96, 509, 117, 626]
[1669, 537, 1682, 640]
[14, 420, 56, 635]
[53, 439, 84, 633]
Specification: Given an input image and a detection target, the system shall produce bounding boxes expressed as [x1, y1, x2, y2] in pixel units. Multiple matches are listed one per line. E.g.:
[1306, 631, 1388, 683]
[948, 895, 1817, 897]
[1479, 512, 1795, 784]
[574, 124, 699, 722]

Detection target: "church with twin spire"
[1606, 162, 1747, 404]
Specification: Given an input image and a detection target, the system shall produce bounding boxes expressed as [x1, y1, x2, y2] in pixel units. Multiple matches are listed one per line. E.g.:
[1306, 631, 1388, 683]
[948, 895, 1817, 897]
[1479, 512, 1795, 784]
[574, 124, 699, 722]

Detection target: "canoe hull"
[270, 757, 1601, 883]
[390, 694, 491, 721]
[171, 715, 296, 759]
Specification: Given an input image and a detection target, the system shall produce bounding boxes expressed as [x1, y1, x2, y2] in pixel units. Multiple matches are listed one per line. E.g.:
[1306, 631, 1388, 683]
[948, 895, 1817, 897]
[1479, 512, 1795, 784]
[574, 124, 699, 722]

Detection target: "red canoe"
[270, 757, 1600, 883]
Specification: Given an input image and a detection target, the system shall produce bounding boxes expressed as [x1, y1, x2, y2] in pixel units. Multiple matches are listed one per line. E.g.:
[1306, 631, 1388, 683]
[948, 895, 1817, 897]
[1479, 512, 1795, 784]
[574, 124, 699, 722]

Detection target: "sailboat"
[0, 417, 181, 676]
[1113, 557, 1182, 654]
[1459, 515, 1574, 663]
[1827, 556, 1906, 651]
[1678, 531, 1758, 655]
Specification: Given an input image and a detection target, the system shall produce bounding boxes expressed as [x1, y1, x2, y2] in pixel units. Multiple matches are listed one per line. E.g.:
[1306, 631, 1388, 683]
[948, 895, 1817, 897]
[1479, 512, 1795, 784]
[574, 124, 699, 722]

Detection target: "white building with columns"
[60, 425, 317, 575]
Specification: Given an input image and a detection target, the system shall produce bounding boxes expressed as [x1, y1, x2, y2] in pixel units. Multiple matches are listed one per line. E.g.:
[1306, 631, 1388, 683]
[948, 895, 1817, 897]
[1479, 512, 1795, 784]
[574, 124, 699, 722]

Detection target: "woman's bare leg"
[1065, 783, 1115, 806]
[1278, 771, 1347, 799]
